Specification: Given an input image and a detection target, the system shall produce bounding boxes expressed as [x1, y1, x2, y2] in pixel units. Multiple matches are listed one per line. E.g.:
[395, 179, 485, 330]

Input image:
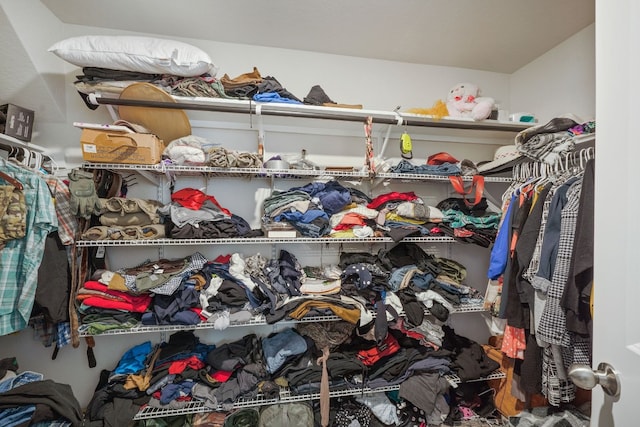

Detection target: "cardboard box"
[80, 129, 163, 164]
[1, 103, 35, 142]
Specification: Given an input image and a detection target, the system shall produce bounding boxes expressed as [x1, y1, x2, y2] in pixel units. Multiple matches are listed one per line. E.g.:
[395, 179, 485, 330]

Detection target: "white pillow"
[48, 35, 217, 77]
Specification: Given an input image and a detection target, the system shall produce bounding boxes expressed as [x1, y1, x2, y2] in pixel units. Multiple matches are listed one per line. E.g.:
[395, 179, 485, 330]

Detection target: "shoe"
[517, 116, 578, 145]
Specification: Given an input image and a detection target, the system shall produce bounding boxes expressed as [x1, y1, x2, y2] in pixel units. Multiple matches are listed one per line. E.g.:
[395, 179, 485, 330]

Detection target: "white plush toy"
[446, 83, 495, 121]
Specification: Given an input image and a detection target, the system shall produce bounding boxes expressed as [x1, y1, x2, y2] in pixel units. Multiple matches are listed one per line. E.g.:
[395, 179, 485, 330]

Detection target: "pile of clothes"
[77, 241, 484, 333]
[81, 180, 501, 246]
[262, 179, 500, 246]
[85, 323, 499, 426]
[0, 356, 83, 426]
[76, 240, 503, 425]
[75, 65, 361, 110]
[82, 189, 262, 242]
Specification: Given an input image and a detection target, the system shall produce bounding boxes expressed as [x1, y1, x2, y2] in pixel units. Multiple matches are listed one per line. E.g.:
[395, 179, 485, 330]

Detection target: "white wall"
[0, 0, 596, 412]
[510, 23, 595, 124]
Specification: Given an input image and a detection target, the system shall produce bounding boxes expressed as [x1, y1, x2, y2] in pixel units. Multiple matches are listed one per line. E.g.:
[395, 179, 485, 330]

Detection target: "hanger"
[0, 171, 23, 191]
[21, 147, 32, 168]
[30, 151, 45, 171]
[552, 154, 564, 175]
[7, 145, 19, 162]
[533, 161, 552, 188]
[581, 146, 595, 166]
[1, 136, 55, 176]
[8, 146, 50, 174]
[9, 146, 26, 165]
[40, 154, 59, 175]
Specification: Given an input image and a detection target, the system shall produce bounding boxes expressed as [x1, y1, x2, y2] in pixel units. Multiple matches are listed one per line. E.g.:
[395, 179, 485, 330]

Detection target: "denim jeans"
[388, 264, 418, 291]
[390, 160, 461, 176]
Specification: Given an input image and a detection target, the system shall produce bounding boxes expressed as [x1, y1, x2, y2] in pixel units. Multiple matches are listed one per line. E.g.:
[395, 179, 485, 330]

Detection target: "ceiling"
[40, 0, 594, 74]
[0, 1, 595, 128]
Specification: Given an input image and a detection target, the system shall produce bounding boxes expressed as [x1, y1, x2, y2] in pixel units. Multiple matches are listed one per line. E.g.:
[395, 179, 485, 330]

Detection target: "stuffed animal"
[446, 83, 495, 121]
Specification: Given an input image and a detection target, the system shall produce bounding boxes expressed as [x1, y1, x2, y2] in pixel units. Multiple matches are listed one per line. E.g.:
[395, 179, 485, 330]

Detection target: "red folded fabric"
[80, 280, 152, 312]
[168, 355, 206, 374]
[171, 188, 231, 216]
[83, 280, 128, 294]
[333, 213, 367, 231]
[80, 296, 151, 312]
[367, 191, 418, 210]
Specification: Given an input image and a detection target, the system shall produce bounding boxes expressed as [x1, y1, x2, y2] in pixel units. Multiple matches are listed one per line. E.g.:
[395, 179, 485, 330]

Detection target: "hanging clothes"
[536, 178, 583, 348]
[500, 185, 534, 328]
[43, 175, 79, 246]
[562, 158, 595, 337]
[0, 158, 58, 336]
[484, 133, 595, 406]
[36, 175, 77, 324]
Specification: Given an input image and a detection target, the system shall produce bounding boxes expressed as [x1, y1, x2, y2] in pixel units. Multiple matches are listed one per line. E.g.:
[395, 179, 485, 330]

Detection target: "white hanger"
[29, 151, 42, 170]
[20, 147, 31, 168]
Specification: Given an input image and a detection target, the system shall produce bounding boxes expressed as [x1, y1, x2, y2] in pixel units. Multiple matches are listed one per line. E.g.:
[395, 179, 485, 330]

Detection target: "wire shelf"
[376, 172, 512, 183]
[446, 370, 507, 386]
[78, 301, 487, 337]
[78, 313, 344, 337]
[132, 371, 506, 420]
[82, 163, 370, 179]
[451, 300, 486, 313]
[81, 162, 513, 183]
[75, 235, 457, 247]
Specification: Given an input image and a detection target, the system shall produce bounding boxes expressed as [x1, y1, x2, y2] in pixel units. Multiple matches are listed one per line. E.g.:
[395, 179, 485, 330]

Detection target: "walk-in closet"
[3, 1, 632, 426]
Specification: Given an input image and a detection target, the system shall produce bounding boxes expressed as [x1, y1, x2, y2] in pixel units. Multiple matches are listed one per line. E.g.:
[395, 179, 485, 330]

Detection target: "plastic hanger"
[41, 154, 59, 175]
[29, 151, 42, 170]
[9, 146, 22, 163]
[532, 161, 551, 188]
[23, 148, 30, 166]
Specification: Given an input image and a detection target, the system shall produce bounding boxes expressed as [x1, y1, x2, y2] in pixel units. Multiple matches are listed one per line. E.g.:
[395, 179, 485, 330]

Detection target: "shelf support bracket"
[256, 103, 265, 161]
[378, 110, 403, 160]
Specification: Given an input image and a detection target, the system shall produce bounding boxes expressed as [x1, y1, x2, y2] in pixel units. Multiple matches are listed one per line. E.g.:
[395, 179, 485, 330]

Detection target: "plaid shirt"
[538, 179, 583, 347]
[538, 177, 587, 406]
[44, 176, 78, 246]
[542, 346, 576, 406]
[56, 321, 72, 348]
[0, 159, 57, 336]
[522, 171, 576, 284]
[121, 252, 208, 295]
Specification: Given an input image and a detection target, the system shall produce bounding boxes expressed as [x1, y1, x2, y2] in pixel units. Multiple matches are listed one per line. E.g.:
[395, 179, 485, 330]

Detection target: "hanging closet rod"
[0, 133, 46, 153]
[559, 145, 595, 168]
[0, 134, 60, 175]
[512, 145, 595, 181]
[87, 93, 531, 133]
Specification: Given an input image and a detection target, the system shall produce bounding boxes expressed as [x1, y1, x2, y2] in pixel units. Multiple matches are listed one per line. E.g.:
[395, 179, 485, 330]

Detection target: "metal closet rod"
[90, 96, 529, 132]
